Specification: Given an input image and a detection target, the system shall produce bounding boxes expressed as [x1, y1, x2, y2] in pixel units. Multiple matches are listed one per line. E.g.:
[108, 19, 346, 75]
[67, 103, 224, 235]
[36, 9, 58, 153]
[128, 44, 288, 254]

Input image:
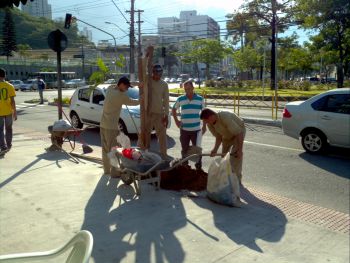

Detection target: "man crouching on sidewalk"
[200, 108, 246, 184]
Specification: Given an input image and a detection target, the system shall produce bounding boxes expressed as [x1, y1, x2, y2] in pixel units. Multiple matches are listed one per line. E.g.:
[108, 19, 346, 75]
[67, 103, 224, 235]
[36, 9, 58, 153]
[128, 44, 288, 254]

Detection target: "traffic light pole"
[57, 50, 63, 120]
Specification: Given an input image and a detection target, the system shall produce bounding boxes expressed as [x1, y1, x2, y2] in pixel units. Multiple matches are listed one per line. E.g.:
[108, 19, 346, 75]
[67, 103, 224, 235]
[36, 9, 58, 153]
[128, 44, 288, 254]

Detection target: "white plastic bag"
[52, 119, 72, 132]
[206, 152, 241, 207]
[117, 132, 131, 148]
[107, 149, 120, 168]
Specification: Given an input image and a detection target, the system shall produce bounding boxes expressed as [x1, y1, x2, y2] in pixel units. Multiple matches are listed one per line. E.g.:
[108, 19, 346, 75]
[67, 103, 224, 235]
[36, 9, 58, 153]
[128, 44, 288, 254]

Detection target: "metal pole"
[57, 50, 62, 120]
[75, 18, 117, 69]
[127, 0, 135, 81]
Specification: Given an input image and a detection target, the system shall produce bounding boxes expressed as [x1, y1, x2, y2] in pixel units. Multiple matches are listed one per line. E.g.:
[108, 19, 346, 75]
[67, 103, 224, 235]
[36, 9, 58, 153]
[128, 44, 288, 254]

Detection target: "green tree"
[232, 45, 261, 79]
[16, 43, 31, 61]
[89, 58, 110, 85]
[164, 45, 179, 77]
[1, 7, 16, 62]
[295, 0, 350, 88]
[0, 8, 94, 49]
[178, 39, 232, 80]
[242, 0, 295, 89]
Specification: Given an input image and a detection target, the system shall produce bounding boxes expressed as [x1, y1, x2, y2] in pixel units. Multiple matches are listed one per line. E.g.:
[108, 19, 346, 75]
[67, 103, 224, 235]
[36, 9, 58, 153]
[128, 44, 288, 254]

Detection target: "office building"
[21, 0, 52, 19]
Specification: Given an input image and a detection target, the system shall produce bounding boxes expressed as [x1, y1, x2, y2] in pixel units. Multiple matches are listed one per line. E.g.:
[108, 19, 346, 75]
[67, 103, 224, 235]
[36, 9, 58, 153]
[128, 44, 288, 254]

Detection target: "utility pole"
[81, 36, 85, 80]
[126, 0, 135, 81]
[135, 9, 144, 57]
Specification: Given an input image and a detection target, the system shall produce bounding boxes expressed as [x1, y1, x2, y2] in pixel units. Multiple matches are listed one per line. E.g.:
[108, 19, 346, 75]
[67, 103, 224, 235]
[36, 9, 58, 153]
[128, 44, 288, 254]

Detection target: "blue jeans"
[0, 114, 13, 150]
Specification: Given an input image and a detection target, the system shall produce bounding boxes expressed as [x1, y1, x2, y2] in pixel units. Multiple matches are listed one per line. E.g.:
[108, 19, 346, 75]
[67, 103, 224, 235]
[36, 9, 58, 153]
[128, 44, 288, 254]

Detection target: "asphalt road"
[12, 94, 350, 214]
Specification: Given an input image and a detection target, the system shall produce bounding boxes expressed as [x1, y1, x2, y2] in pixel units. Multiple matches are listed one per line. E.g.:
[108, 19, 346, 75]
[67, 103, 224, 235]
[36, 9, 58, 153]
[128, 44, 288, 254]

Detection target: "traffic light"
[64, 13, 72, 29]
[161, 47, 166, 57]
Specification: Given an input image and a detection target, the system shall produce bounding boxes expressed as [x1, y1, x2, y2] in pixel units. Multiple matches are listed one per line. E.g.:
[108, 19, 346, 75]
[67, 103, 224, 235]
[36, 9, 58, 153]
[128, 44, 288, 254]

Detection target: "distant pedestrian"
[172, 80, 205, 170]
[200, 108, 246, 183]
[0, 68, 17, 155]
[37, 76, 46, 104]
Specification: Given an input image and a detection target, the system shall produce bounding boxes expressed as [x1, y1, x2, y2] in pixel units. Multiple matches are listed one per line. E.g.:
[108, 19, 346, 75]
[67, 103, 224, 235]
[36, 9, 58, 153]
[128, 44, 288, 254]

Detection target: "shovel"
[185, 145, 226, 162]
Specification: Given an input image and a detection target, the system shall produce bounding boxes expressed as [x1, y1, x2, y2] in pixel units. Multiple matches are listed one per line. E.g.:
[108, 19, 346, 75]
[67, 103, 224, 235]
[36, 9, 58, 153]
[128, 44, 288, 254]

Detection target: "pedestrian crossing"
[16, 102, 48, 109]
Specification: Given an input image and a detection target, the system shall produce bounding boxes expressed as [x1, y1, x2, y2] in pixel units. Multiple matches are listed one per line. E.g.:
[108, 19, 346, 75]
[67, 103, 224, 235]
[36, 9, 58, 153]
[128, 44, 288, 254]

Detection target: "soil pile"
[160, 165, 208, 191]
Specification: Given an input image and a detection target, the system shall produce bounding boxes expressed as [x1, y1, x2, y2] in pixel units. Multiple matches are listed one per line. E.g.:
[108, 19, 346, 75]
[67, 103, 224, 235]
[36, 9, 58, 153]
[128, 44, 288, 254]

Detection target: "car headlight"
[129, 111, 140, 118]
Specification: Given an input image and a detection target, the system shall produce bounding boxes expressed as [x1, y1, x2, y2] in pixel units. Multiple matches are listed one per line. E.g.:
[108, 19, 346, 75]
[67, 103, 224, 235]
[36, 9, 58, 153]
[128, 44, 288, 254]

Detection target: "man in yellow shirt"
[100, 76, 140, 177]
[0, 68, 17, 155]
[200, 108, 246, 183]
[145, 64, 169, 159]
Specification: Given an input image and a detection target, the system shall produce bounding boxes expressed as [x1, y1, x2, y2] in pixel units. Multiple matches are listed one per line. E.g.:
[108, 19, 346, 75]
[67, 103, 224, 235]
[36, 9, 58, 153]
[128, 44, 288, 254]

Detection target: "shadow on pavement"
[78, 128, 176, 152]
[81, 176, 185, 263]
[0, 151, 75, 189]
[299, 149, 350, 179]
[190, 185, 287, 253]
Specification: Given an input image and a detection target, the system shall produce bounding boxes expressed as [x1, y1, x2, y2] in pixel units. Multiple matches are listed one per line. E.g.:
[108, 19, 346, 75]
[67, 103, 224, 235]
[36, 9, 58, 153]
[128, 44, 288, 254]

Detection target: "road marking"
[245, 140, 303, 152]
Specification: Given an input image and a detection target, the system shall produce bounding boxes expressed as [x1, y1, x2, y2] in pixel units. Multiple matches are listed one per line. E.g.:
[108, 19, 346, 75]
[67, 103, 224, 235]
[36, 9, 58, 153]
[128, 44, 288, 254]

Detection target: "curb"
[242, 117, 282, 128]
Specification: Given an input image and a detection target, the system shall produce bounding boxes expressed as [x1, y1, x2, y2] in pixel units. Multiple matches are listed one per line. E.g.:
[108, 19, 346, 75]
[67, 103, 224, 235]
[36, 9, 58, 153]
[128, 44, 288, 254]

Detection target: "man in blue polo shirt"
[172, 80, 205, 170]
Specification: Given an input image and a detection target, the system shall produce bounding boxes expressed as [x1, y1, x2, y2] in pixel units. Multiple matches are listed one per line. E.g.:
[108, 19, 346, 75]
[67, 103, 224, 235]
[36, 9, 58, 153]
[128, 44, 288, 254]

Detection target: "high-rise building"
[21, 0, 52, 20]
[82, 27, 93, 42]
[158, 10, 220, 45]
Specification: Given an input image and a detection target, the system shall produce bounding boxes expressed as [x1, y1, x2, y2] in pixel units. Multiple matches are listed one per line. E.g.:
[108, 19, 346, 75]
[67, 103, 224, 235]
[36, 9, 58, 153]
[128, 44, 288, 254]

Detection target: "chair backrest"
[0, 230, 93, 263]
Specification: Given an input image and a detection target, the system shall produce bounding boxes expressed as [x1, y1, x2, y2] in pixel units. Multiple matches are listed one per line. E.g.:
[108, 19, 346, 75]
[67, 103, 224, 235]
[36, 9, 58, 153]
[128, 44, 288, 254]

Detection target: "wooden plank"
[137, 46, 154, 149]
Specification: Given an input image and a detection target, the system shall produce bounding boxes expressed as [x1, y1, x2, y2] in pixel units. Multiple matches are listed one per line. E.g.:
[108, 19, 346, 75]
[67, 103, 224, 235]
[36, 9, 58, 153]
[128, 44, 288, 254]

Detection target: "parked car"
[163, 77, 170, 83]
[20, 79, 37, 91]
[104, 79, 117, 84]
[69, 84, 171, 135]
[282, 88, 350, 153]
[9, 80, 24, 91]
[65, 79, 86, 88]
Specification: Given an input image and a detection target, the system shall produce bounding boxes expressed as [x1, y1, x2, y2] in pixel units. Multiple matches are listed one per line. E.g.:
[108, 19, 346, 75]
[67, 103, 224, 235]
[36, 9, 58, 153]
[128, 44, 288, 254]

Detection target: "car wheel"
[71, 112, 83, 129]
[118, 120, 128, 135]
[301, 129, 327, 154]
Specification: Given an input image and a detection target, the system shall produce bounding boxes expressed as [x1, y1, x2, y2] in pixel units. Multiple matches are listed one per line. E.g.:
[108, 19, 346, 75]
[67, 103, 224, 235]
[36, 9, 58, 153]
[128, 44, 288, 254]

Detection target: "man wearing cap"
[100, 76, 140, 177]
[145, 64, 169, 159]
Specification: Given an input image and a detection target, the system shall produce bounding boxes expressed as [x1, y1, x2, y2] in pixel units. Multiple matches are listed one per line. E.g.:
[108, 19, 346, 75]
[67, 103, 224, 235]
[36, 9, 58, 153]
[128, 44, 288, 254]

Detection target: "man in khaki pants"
[100, 76, 140, 177]
[200, 108, 246, 183]
[145, 64, 169, 159]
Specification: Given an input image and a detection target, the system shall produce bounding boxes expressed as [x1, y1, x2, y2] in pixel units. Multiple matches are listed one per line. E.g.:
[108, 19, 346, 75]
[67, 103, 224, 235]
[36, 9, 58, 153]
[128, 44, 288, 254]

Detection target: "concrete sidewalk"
[0, 131, 349, 263]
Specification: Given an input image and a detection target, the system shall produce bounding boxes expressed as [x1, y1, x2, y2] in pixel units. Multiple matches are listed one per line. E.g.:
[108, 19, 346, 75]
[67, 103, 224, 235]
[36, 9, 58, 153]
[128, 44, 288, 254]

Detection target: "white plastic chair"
[0, 230, 93, 263]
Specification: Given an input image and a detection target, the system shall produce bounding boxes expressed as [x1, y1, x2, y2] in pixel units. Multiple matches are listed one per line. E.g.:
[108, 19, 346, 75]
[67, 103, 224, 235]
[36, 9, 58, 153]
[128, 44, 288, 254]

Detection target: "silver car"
[282, 88, 350, 153]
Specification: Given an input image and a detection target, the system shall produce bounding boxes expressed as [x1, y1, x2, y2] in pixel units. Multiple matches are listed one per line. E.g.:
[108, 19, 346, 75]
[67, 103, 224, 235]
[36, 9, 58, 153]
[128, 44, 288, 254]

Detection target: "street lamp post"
[73, 17, 117, 68]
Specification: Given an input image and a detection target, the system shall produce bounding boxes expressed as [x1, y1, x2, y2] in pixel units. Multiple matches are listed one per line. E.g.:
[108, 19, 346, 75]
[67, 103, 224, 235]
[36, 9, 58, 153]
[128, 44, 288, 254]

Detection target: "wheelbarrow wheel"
[121, 171, 134, 185]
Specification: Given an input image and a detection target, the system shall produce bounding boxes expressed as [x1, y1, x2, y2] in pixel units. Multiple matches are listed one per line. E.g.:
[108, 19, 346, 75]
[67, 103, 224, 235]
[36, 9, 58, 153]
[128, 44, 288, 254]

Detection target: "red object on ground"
[122, 148, 134, 159]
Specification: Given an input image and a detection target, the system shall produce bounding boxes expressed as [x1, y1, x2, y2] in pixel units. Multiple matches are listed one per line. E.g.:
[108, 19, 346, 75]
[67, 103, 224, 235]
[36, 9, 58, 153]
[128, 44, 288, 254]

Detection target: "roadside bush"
[278, 80, 294, 90]
[294, 81, 311, 91]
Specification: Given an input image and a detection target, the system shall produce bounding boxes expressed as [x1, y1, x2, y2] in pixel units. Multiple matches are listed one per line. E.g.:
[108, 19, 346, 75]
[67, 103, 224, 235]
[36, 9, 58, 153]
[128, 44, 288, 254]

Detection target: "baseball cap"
[117, 76, 133, 88]
[153, 64, 163, 72]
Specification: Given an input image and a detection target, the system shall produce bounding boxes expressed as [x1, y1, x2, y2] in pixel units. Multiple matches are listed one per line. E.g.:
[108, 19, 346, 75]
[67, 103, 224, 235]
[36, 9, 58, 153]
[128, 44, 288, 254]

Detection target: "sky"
[49, 0, 243, 44]
[48, 0, 310, 45]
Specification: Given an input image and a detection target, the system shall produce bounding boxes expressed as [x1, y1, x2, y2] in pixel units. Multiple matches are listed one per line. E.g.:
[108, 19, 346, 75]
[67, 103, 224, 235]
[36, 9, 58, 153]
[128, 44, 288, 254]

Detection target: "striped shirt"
[173, 93, 204, 131]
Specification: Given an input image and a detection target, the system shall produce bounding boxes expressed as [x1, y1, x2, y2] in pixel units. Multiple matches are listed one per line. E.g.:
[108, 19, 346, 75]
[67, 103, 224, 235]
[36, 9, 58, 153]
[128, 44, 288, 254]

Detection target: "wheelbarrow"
[108, 147, 204, 196]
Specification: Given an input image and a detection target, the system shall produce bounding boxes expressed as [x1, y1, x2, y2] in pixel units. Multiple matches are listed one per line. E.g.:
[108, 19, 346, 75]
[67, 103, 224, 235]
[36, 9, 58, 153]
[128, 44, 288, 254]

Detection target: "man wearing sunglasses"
[145, 64, 169, 159]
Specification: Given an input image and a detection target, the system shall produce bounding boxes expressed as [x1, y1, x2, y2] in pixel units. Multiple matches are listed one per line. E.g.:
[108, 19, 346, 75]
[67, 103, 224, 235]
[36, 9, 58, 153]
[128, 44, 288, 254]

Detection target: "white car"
[282, 88, 350, 153]
[20, 79, 37, 91]
[65, 79, 86, 88]
[69, 84, 171, 135]
[9, 80, 23, 91]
